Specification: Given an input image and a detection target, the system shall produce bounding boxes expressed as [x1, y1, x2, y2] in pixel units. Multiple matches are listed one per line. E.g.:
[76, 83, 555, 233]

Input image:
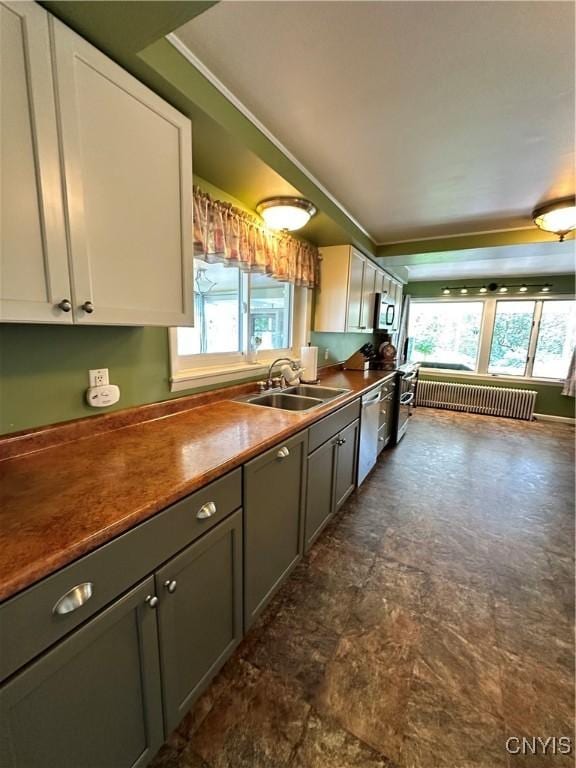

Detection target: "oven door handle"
[400, 392, 414, 405]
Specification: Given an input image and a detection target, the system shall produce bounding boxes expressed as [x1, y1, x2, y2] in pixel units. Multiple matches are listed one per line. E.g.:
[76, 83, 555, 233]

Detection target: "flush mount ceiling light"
[256, 197, 317, 231]
[532, 196, 576, 241]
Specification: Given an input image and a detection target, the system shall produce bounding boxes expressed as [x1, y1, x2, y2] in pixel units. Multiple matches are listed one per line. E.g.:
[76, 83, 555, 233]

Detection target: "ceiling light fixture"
[256, 197, 317, 231]
[532, 196, 576, 241]
[441, 282, 553, 295]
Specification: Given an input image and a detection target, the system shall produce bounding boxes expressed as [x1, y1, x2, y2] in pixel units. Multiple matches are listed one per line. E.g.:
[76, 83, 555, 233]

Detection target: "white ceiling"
[175, 1, 575, 244]
[379, 240, 575, 281]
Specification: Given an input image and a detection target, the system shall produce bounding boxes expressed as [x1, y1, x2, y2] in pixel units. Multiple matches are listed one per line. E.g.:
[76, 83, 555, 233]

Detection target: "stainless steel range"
[393, 363, 419, 444]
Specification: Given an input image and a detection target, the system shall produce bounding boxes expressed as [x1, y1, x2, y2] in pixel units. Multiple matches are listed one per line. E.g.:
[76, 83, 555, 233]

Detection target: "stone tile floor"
[150, 409, 575, 768]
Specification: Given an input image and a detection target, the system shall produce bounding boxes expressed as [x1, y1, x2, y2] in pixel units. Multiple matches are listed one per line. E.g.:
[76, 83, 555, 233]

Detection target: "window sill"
[170, 354, 297, 392]
[417, 368, 565, 386]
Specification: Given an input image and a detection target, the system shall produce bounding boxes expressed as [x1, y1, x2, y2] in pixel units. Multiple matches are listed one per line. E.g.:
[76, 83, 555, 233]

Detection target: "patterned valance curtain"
[193, 187, 319, 288]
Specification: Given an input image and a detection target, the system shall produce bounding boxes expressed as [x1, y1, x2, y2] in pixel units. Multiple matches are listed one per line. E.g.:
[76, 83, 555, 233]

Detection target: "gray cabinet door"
[305, 437, 337, 551]
[244, 431, 307, 628]
[155, 510, 243, 732]
[0, 578, 163, 768]
[334, 419, 360, 510]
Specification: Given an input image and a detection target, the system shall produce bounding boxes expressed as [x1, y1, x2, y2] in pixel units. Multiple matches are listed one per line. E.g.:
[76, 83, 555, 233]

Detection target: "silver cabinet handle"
[81, 301, 94, 314]
[277, 446, 290, 459]
[145, 595, 159, 609]
[53, 582, 93, 615]
[164, 579, 177, 594]
[378, 436, 385, 442]
[337, 438, 347, 446]
[57, 299, 72, 312]
[197, 501, 216, 519]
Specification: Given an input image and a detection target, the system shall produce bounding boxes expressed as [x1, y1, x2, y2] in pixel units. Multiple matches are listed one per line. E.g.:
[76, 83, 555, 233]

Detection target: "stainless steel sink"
[236, 383, 351, 412]
[246, 393, 323, 411]
[283, 385, 350, 400]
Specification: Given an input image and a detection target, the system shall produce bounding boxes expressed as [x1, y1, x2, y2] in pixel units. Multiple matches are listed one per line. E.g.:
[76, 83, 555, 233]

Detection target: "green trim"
[377, 229, 574, 257]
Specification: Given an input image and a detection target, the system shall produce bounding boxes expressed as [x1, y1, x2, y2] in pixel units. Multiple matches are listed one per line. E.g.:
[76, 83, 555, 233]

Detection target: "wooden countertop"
[0, 369, 394, 602]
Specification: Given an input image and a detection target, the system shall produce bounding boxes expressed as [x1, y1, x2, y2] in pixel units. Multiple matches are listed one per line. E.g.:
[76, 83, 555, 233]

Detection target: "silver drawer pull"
[277, 446, 290, 459]
[53, 582, 93, 615]
[164, 579, 177, 594]
[197, 501, 217, 519]
[146, 595, 159, 609]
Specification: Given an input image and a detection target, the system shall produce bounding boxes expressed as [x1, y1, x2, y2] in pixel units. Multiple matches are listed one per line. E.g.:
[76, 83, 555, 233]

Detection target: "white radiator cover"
[416, 379, 537, 420]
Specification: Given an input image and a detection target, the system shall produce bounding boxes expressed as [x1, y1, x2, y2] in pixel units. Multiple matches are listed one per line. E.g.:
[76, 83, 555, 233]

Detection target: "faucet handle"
[257, 380, 268, 393]
[271, 377, 282, 388]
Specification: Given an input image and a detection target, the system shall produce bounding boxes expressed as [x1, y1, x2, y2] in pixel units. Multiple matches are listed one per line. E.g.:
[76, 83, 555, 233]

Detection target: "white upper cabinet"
[315, 245, 379, 333]
[345, 249, 365, 331]
[0, 1, 71, 323]
[359, 260, 377, 331]
[51, 19, 193, 326]
[314, 245, 403, 334]
[0, 4, 194, 326]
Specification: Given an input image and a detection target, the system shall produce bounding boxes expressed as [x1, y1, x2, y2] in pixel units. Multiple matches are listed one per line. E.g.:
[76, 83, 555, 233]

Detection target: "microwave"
[374, 292, 395, 330]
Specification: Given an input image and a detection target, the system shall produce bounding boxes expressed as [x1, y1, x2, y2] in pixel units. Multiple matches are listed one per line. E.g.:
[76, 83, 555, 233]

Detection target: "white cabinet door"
[51, 18, 193, 326]
[0, 1, 71, 323]
[346, 249, 365, 331]
[360, 261, 376, 332]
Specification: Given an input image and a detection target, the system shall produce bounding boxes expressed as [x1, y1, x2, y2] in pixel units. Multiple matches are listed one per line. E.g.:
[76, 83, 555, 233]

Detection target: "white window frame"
[169, 280, 312, 392]
[409, 294, 574, 385]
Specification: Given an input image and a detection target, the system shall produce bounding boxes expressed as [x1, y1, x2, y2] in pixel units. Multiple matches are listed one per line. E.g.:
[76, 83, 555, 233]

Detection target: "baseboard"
[533, 412, 575, 425]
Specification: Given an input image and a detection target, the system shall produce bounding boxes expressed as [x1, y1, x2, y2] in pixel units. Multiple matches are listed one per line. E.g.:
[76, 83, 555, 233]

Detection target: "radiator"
[416, 380, 537, 420]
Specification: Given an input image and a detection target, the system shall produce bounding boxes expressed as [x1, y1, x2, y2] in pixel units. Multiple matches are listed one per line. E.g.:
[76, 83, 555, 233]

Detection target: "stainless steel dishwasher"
[358, 384, 383, 485]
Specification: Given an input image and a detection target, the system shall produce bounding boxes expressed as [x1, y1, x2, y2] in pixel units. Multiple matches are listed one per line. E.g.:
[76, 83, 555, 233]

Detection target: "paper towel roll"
[300, 346, 318, 383]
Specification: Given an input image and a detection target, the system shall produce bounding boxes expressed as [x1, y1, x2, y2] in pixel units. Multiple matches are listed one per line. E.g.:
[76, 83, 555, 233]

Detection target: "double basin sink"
[240, 384, 350, 411]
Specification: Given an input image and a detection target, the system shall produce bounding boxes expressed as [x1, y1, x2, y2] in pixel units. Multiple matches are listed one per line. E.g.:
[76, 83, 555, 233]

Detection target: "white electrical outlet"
[89, 368, 109, 387]
[324, 348, 330, 361]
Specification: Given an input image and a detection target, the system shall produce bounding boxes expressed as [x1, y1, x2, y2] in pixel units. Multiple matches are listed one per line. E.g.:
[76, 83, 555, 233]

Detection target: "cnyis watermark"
[506, 736, 573, 756]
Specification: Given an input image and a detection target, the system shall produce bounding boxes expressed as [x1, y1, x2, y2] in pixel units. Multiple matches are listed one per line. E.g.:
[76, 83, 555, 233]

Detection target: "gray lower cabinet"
[243, 431, 307, 629]
[305, 436, 338, 547]
[155, 510, 243, 732]
[304, 418, 360, 551]
[334, 419, 360, 510]
[0, 577, 163, 768]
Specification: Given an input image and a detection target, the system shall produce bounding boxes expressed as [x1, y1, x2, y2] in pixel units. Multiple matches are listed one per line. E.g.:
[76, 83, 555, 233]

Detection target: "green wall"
[0, 177, 261, 436]
[0, 325, 175, 434]
[310, 331, 377, 367]
[406, 275, 575, 419]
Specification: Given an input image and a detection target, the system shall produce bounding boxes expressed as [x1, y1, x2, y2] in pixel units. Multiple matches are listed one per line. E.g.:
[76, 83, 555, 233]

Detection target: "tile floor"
[150, 408, 575, 768]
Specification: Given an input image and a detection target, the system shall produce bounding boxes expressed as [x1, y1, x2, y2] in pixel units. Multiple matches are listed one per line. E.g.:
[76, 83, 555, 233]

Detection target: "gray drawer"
[0, 468, 241, 683]
[308, 399, 361, 453]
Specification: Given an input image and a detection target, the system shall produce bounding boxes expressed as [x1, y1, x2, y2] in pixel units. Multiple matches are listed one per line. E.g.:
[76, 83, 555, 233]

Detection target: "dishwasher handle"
[362, 392, 382, 408]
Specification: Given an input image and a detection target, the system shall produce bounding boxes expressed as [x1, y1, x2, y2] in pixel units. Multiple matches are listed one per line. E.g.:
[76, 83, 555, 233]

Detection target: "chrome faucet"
[265, 357, 301, 389]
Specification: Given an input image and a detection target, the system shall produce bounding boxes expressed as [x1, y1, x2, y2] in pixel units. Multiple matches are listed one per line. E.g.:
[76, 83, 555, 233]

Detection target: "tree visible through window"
[407, 302, 483, 371]
[488, 301, 535, 376]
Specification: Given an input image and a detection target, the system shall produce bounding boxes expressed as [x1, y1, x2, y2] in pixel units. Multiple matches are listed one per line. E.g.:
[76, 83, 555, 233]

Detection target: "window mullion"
[477, 298, 495, 374]
[526, 301, 543, 378]
[240, 272, 249, 356]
